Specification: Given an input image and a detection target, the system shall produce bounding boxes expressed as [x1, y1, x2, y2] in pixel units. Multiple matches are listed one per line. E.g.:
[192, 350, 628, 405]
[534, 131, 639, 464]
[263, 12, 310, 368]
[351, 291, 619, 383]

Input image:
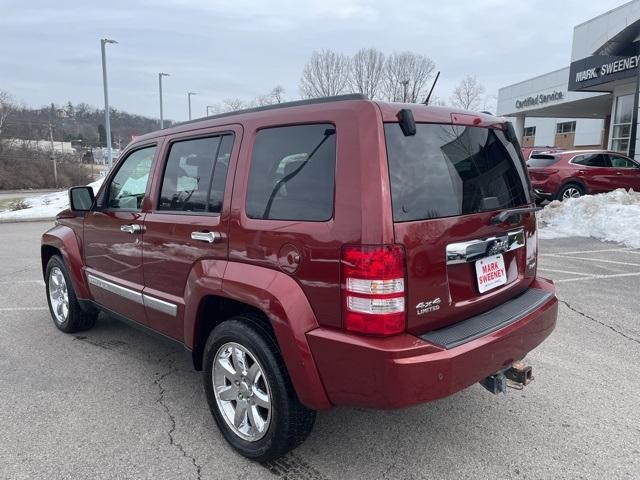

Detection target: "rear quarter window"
[246, 124, 336, 221]
[385, 123, 530, 222]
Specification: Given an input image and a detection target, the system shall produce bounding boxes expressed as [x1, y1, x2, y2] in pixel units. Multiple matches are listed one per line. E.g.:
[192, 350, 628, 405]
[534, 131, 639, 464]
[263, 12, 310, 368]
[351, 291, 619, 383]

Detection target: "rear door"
[607, 153, 640, 190]
[142, 127, 239, 340]
[384, 122, 536, 335]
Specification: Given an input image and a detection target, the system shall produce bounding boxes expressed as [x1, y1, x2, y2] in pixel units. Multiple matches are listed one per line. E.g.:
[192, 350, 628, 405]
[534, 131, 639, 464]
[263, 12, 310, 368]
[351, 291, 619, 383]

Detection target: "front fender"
[41, 224, 91, 299]
[183, 261, 332, 410]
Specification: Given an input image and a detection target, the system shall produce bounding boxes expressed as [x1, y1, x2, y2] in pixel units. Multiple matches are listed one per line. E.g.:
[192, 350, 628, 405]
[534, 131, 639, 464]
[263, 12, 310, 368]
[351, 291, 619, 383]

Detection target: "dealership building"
[497, 1, 640, 159]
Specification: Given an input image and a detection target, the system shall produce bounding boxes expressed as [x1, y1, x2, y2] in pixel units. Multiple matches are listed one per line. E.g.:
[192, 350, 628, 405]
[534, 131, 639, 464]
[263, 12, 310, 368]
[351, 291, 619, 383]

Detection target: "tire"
[203, 315, 316, 462]
[557, 183, 584, 201]
[45, 255, 97, 333]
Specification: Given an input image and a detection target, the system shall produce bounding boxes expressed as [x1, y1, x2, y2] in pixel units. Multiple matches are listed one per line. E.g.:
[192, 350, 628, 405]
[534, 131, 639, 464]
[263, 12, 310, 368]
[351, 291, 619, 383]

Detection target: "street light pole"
[158, 72, 170, 129]
[206, 105, 216, 116]
[188, 92, 197, 120]
[400, 79, 409, 103]
[101, 38, 117, 169]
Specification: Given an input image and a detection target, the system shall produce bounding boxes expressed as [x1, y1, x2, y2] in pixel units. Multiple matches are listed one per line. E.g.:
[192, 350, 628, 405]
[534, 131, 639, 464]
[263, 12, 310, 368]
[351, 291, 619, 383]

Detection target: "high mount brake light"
[341, 245, 406, 336]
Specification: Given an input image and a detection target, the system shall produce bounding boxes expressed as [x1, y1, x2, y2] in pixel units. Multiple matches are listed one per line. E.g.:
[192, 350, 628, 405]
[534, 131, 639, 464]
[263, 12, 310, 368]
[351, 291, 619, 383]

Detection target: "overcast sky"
[0, 0, 631, 122]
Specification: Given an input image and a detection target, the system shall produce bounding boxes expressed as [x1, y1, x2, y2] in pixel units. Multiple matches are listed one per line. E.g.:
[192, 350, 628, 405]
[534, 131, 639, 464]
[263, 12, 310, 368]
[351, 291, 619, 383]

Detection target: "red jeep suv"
[41, 95, 558, 461]
[527, 149, 640, 201]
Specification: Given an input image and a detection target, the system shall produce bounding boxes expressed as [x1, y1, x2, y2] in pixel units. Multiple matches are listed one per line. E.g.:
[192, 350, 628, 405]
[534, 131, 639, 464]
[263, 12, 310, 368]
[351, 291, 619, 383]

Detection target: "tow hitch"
[480, 360, 534, 394]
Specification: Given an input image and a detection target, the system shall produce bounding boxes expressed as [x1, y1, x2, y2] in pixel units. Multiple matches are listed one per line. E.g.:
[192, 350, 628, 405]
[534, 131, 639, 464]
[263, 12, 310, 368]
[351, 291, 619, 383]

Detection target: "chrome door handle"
[191, 231, 223, 243]
[616, 171, 624, 175]
[121, 224, 144, 234]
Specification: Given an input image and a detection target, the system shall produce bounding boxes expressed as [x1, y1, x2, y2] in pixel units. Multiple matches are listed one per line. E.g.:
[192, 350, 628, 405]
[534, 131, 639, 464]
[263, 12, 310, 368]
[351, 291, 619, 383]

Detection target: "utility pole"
[48, 123, 58, 187]
[101, 38, 117, 169]
[188, 92, 197, 120]
[159, 72, 170, 129]
[400, 79, 410, 103]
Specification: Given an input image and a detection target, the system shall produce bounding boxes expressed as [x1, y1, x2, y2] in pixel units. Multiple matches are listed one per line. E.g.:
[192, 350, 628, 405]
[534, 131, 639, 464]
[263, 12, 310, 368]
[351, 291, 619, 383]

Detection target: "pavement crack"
[154, 361, 203, 480]
[560, 300, 640, 345]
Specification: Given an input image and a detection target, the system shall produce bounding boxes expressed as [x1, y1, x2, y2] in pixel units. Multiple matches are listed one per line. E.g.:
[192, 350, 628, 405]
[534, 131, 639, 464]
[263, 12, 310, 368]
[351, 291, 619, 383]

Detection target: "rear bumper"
[306, 277, 557, 409]
[530, 177, 560, 200]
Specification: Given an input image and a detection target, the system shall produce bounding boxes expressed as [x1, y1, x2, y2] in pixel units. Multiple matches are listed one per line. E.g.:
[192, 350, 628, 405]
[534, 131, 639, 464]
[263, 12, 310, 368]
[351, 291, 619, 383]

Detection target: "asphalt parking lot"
[1, 221, 638, 480]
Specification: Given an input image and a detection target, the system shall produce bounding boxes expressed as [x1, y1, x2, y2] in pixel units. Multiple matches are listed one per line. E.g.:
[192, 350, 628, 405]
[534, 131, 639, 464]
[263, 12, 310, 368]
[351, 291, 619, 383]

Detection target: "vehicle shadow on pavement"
[82, 313, 532, 480]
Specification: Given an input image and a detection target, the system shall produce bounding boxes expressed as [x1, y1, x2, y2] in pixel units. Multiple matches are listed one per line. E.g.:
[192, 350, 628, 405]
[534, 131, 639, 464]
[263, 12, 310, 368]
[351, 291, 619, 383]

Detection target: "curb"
[0, 216, 55, 224]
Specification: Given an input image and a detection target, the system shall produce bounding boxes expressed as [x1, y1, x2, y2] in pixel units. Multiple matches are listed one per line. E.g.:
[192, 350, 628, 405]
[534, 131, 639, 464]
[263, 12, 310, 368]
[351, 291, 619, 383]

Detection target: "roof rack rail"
[170, 93, 368, 128]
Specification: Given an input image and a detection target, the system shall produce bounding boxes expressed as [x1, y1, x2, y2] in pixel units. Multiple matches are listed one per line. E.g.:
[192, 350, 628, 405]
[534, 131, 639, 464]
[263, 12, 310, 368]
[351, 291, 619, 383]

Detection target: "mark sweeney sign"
[569, 52, 640, 91]
[515, 91, 564, 109]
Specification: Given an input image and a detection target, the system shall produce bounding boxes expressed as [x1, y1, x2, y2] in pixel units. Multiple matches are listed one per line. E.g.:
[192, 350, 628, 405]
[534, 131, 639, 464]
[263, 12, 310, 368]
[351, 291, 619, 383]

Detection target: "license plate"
[475, 254, 507, 293]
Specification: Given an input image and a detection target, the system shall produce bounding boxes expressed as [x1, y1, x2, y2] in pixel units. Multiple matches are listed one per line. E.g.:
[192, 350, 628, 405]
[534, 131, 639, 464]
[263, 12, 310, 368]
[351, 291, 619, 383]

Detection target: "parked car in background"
[521, 146, 565, 160]
[41, 95, 558, 461]
[527, 149, 640, 201]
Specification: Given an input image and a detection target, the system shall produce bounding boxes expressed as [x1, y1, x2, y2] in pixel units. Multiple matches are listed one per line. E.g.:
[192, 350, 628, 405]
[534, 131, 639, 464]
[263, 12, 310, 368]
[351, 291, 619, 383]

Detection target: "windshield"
[385, 123, 530, 222]
[528, 154, 559, 167]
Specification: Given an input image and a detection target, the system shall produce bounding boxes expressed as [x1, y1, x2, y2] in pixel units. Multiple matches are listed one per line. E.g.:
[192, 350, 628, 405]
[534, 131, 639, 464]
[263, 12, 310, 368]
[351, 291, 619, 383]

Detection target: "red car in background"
[527, 150, 640, 201]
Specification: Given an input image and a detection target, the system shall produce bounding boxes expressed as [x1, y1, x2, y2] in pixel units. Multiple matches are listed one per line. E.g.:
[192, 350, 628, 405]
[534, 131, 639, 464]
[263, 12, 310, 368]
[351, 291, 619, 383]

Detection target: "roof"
[130, 93, 505, 145]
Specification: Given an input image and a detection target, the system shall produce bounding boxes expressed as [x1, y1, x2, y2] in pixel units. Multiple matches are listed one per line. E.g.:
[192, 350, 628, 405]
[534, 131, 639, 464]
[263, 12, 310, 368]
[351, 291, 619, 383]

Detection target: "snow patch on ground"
[0, 179, 104, 221]
[537, 189, 640, 248]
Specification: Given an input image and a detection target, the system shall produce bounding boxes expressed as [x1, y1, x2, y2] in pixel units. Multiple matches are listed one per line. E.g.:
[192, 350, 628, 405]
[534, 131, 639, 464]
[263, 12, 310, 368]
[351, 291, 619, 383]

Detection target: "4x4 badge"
[487, 239, 509, 256]
[416, 297, 442, 315]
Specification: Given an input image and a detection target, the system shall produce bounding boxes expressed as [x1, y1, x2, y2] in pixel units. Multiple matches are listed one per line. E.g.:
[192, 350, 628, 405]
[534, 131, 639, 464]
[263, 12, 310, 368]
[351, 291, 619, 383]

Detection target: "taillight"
[341, 244, 406, 336]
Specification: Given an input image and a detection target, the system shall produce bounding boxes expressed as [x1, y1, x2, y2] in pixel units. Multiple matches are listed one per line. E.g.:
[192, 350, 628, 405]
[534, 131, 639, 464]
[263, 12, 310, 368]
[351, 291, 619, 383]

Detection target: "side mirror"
[69, 186, 95, 212]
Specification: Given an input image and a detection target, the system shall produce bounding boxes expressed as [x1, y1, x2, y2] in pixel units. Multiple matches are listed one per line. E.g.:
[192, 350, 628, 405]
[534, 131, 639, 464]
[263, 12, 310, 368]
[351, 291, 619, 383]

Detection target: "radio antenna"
[423, 71, 440, 105]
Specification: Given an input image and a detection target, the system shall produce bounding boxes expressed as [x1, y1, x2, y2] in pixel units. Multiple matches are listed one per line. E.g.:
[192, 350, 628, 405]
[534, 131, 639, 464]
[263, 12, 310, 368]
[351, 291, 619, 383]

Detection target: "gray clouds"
[0, 0, 628, 121]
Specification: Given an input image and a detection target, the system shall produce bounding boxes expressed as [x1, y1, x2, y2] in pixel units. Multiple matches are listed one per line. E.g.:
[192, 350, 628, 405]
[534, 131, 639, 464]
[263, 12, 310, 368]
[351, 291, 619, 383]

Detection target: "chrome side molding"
[87, 274, 143, 304]
[446, 229, 525, 265]
[87, 273, 177, 317]
[142, 294, 177, 317]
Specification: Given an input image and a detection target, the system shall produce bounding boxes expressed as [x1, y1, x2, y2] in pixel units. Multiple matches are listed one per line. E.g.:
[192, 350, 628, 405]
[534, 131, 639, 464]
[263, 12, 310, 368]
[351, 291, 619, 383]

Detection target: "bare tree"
[450, 75, 486, 111]
[222, 98, 245, 112]
[300, 50, 350, 98]
[349, 48, 385, 99]
[428, 95, 447, 107]
[382, 52, 435, 103]
[0, 90, 16, 139]
[271, 85, 285, 103]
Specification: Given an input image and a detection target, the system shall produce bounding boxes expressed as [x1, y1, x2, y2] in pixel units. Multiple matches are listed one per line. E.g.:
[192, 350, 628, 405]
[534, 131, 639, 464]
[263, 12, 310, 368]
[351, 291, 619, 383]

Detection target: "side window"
[106, 146, 156, 210]
[609, 154, 637, 168]
[158, 134, 233, 213]
[246, 124, 336, 221]
[572, 153, 607, 167]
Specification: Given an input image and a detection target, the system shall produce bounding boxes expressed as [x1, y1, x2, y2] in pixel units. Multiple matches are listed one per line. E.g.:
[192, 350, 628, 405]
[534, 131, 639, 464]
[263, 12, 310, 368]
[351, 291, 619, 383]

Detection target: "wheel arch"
[558, 179, 588, 196]
[184, 261, 332, 411]
[41, 225, 91, 299]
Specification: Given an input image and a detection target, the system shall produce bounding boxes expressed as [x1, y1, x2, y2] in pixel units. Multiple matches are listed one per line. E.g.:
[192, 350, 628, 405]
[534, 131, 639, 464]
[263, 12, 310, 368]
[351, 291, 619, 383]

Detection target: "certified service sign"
[515, 91, 564, 110]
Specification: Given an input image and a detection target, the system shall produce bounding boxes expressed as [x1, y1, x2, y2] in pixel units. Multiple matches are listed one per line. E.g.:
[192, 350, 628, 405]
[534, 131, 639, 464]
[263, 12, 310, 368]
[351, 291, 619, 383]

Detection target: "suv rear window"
[385, 123, 530, 222]
[528, 154, 559, 167]
[246, 124, 336, 221]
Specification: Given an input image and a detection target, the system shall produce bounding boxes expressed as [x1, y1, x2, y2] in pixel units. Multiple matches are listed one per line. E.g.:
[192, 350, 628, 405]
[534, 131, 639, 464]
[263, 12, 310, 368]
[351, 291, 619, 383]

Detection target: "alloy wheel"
[48, 266, 69, 324]
[212, 342, 272, 442]
[562, 187, 581, 200]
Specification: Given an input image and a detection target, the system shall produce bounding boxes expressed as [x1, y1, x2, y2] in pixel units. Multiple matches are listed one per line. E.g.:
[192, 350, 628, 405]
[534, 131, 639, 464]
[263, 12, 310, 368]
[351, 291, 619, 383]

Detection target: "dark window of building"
[385, 123, 529, 222]
[556, 121, 576, 134]
[524, 126, 536, 137]
[159, 134, 233, 213]
[246, 124, 336, 221]
[612, 94, 634, 154]
[572, 153, 608, 167]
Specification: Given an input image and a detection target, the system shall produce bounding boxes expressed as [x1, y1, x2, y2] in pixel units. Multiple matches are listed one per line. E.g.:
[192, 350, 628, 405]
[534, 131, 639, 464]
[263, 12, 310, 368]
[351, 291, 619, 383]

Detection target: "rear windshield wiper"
[490, 206, 542, 225]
